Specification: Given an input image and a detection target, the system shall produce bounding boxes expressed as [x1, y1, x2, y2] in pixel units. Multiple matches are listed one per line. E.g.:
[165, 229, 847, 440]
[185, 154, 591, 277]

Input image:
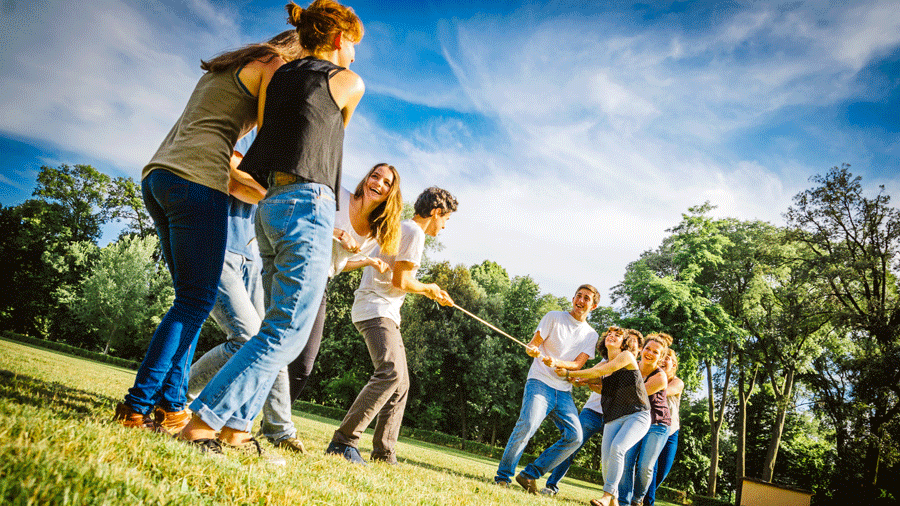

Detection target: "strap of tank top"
[644, 367, 662, 383]
[328, 67, 344, 78]
[234, 63, 253, 97]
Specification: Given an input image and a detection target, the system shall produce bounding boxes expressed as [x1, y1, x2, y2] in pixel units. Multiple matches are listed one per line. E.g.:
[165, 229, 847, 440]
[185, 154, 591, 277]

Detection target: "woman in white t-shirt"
[285, 163, 402, 406]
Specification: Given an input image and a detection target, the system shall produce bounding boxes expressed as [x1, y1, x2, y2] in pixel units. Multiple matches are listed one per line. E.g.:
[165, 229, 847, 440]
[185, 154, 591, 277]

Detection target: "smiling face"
[570, 288, 596, 321]
[642, 340, 665, 368]
[605, 326, 624, 348]
[362, 164, 394, 205]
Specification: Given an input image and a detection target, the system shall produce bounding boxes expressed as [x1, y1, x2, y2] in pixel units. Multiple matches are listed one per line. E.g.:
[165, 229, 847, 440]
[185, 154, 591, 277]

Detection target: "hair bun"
[286, 2, 303, 27]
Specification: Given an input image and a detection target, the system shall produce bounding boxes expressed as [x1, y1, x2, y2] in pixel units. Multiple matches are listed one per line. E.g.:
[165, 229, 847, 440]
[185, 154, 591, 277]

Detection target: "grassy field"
[0, 338, 678, 505]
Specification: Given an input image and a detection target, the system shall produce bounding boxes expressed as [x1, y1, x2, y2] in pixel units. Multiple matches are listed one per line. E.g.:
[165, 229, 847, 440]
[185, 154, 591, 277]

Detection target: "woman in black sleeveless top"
[618, 334, 671, 505]
[562, 327, 651, 506]
[179, 0, 366, 459]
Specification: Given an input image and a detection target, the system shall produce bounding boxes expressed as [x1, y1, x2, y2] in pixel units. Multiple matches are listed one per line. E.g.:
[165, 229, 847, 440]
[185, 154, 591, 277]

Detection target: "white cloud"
[0, 0, 241, 175]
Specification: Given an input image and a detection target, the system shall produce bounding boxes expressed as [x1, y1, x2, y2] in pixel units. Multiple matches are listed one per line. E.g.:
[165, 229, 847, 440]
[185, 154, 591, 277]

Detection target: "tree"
[613, 203, 745, 497]
[106, 176, 154, 240]
[785, 164, 900, 494]
[33, 164, 111, 243]
[56, 235, 173, 355]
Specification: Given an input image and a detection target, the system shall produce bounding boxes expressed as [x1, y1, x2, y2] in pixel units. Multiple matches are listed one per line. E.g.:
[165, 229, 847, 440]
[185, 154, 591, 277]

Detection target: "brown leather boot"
[154, 407, 191, 436]
[112, 402, 156, 430]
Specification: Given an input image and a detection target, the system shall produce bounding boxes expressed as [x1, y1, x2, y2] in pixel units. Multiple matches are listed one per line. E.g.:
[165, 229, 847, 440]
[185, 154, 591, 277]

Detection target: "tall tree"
[785, 164, 900, 491]
[106, 176, 154, 239]
[33, 164, 111, 243]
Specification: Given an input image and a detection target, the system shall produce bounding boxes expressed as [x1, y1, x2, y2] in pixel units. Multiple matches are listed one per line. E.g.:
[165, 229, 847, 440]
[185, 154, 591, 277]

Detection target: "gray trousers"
[332, 317, 409, 459]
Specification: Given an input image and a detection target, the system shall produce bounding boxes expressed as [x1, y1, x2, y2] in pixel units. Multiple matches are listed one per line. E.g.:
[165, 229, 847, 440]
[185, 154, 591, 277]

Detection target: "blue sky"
[1, 0, 898, 304]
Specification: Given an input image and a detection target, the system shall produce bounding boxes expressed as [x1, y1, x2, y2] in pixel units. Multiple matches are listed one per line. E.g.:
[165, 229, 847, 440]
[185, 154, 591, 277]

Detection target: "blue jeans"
[189, 182, 335, 431]
[186, 250, 296, 441]
[545, 407, 604, 492]
[125, 169, 227, 414]
[601, 410, 650, 499]
[645, 429, 679, 505]
[620, 423, 669, 504]
[495, 379, 583, 483]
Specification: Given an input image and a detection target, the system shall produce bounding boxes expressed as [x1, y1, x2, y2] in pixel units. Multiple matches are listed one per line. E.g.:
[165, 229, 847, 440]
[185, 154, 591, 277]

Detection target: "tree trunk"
[735, 352, 758, 506]
[762, 368, 794, 482]
[706, 343, 734, 498]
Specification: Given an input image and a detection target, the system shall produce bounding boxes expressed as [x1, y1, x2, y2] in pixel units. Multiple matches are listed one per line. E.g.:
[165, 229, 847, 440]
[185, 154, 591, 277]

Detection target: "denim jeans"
[125, 169, 227, 414]
[189, 182, 334, 431]
[619, 423, 669, 504]
[645, 429, 679, 505]
[601, 410, 650, 498]
[186, 248, 296, 440]
[545, 407, 604, 492]
[495, 379, 583, 483]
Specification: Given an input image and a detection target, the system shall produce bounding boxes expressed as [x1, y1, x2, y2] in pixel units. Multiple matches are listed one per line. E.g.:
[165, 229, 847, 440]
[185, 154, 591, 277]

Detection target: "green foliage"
[55, 235, 173, 355]
[691, 494, 733, 506]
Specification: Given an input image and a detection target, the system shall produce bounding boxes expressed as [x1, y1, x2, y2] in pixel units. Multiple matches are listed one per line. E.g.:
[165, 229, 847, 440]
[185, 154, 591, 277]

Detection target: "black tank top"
[240, 57, 346, 196]
[646, 368, 671, 426]
[601, 367, 650, 423]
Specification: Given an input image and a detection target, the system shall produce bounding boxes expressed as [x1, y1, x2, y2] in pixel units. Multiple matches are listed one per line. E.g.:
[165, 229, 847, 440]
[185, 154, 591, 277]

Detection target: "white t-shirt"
[527, 311, 598, 392]
[351, 220, 425, 326]
[329, 187, 379, 278]
[582, 391, 603, 414]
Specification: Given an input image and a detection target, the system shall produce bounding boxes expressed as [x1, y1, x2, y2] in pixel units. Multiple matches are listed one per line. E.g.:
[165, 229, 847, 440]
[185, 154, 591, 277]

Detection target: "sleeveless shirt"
[142, 70, 257, 195]
[668, 392, 682, 432]
[601, 367, 650, 423]
[239, 57, 345, 196]
[646, 368, 671, 426]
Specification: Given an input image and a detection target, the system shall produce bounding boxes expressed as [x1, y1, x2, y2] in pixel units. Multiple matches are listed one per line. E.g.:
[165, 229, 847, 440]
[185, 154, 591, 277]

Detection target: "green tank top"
[142, 70, 257, 195]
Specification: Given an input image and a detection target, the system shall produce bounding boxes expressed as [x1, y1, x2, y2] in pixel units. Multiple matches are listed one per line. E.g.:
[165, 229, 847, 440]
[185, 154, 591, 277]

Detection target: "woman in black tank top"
[561, 327, 651, 506]
[618, 334, 671, 505]
[179, 0, 367, 459]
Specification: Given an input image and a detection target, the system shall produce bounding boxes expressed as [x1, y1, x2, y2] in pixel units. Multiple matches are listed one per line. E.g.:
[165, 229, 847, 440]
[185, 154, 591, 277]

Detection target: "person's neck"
[568, 309, 587, 322]
[298, 48, 339, 65]
[640, 359, 657, 376]
[412, 214, 429, 232]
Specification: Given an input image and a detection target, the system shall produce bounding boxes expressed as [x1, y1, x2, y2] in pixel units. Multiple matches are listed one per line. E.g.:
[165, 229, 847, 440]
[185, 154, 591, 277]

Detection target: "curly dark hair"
[414, 187, 458, 218]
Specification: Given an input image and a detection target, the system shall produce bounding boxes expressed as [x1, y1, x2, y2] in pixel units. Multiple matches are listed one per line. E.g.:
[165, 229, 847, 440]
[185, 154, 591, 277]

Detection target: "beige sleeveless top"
[142, 70, 257, 195]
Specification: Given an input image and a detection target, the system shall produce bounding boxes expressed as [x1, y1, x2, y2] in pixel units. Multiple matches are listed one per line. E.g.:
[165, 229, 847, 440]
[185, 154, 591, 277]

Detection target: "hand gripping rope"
[332, 235, 532, 351]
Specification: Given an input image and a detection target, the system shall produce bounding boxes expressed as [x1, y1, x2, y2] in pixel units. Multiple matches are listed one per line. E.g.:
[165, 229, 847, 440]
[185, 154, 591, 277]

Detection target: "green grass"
[1, 338, 679, 505]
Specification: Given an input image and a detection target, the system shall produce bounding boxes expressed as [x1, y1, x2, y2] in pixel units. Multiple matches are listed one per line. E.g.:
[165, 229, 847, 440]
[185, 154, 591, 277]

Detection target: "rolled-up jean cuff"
[189, 401, 252, 432]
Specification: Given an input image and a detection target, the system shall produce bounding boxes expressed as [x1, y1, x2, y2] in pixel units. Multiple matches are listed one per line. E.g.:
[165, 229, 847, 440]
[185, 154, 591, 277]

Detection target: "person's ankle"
[219, 427, 251, 445]
[178, 414, 217, 441]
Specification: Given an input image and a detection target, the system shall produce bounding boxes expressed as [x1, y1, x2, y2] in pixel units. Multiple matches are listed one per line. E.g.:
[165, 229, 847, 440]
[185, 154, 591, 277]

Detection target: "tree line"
[1, 163, 897, 505]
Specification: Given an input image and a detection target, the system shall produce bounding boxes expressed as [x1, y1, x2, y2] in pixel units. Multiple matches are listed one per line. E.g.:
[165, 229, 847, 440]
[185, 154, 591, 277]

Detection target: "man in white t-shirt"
[327, 187, 458, 465]
[494, 285, 600, 493]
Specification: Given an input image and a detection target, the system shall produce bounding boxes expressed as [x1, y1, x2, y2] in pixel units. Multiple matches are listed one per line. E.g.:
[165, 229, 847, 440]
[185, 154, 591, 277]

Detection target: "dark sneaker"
[153, 407, 191, 436]
[273, 436, 307, 454]
[225, 437, 286, 466]
[112, 403, 156, 430]
[325, 441, 368, 465]
[188, 438, 225, 457]
[516, 473, 538, 494]
[540, 486, 558, 496]
[371, 453, 398, 465]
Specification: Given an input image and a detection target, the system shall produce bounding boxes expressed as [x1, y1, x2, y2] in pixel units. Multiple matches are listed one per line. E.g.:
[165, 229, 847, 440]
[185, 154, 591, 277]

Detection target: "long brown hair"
[286, 0, 364, 55]
[354, 164, 402, 255]
[200, 29, 301, 72]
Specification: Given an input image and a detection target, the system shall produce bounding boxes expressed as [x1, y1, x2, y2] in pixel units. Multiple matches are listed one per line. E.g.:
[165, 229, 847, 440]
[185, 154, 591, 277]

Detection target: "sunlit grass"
[1, 338, 677, 505]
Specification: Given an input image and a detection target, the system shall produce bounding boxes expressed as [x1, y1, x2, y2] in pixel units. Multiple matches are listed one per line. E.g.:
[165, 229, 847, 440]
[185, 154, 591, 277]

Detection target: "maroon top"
[646, 368, 671, 426]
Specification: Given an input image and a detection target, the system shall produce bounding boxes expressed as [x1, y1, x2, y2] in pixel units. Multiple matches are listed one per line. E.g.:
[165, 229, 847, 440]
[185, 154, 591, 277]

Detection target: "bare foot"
[218, 426, 252, 445]
[589, 493, 614, 506]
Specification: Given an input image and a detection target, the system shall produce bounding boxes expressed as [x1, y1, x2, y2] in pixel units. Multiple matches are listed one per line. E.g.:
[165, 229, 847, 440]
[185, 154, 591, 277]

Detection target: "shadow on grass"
[0, 369, 118, 419]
